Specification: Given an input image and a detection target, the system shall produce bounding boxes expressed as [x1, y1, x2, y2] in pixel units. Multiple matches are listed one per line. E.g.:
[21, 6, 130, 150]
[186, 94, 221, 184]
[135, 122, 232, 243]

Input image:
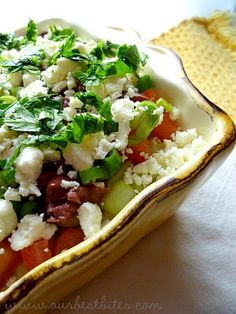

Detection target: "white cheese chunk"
[1, 49, 20, 59]
[61, 180, 80, 189]
[15, 147, 44, 197]
[123, 129, 207, 187]
[41, 65, 66, 85]
[63, 142, 94, 171]
[10, 214, 57, 251]
[111, 98, 135, 150]
[63, 96, 83, 121]
[67, 72, 76, 90]
[174, 129, 198, 147]
[94, 138, 114, 160]
[0, 125, 15, 142]
[7, 72, 22, 88]
[42, 147, 61, 162]
[19, 80, 48, 98]
[57, 165, 64, 175]
[104, 77, 127, 96]
[52, 80, 67, 93]
[78, 202, 102, 238]
[4, 187, 21, 201]
[0, 200, 18, 241]
[57, 57, 81, 74]
[35, 37, 61, 58]
[169, 107, 180, 120]
[73, 40, 97, 54]
[67, 171, 78, 179]
[22, 72, 40, 87]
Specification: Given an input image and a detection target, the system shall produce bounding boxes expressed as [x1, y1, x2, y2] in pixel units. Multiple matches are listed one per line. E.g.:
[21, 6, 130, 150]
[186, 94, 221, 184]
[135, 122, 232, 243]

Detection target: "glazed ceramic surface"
[0, 19, 235, 314]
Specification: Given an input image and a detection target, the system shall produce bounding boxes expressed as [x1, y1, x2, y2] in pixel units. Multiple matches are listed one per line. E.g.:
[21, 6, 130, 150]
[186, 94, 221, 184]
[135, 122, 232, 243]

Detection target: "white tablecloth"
[1, 1, 236, 313]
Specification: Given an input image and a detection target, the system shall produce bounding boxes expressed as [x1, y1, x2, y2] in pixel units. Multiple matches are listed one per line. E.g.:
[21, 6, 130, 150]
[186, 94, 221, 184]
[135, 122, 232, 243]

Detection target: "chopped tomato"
[143, 88, 161, 102]
[21, 239, 52, 271]
[0, 239, 22, 289]
[151, 112, 178, 140]
[127, 150, 146, 164]
[53, 227, 84, 256]
[127, 139, 151, 165]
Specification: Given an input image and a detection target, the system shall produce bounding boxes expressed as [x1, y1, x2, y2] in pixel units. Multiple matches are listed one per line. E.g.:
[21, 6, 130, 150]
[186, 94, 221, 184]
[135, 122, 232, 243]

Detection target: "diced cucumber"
[129, 101, 160, 145]
[101, 180, 136, 216]
[107, 160, 132, 187]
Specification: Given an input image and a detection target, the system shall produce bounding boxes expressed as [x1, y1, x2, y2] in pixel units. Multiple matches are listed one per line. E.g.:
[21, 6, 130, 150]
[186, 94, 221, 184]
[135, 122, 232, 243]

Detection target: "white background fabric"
[1, 1, 236, 313]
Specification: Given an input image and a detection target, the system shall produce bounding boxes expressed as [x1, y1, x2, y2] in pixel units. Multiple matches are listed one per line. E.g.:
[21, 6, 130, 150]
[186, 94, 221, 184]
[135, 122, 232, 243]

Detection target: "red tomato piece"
[127, 150, 146, 165]
[151, 112, 178, 140]
[21, 239, 52, 271]
[53, 227, 84, 256]
[0, 239, 22, 289]
[143, 88, 161, 102]
[127, 139, 151, 165]
[130, 138, 152, 154]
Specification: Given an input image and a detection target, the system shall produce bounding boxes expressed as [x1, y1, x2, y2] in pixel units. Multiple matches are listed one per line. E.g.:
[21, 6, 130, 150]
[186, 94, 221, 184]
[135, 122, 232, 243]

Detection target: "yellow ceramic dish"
[0, 19, 235, 314]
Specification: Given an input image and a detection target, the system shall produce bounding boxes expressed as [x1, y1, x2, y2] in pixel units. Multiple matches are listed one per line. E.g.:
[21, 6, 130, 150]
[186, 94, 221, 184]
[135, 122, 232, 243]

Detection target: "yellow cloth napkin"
[150, 12, 236, 123]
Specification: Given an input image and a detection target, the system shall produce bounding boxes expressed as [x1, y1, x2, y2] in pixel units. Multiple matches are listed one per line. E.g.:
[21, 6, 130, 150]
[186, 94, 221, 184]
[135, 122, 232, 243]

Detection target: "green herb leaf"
[25, 19, 38, 43]
[0, 50, 45, 73]
[91, 40, 119, 59]
[0, 33, 20, 52]
[24, 133, 67, 149]
[65, 113, 104, 143]
[0, 145, 22, 187]
[49, 25, 75, 41]
[4, 105, 41, 132]
[3, 95, 64, 133]
[90, 41, 105, 60]
[50, 31, 95, 65]
[0, 167, 16, 187]
[75, 60, 132, 87]
[75, 91, 118, 133]
[103, 41, 119, 57]
[76, 91, 103, 111]
[117, 44, 147, 71]
[13, 200, 38, 220]
[38, 108, 64, 132]
[50, 32, 76, 64]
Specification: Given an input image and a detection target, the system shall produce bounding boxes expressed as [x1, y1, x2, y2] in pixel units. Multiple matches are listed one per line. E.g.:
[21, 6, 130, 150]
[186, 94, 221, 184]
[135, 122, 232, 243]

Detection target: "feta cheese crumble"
[111, 98, 135, 150]
[63, 142, 94, 171]
[61, 180, 80, 189]
[67, 171, 78, 179]
[78, 202, 102, 238]
[4, 187, 21, 201]
[19, 80, 48, 98]
[15, 147, 44, 197]
[10, 214, 57, 251]
[124, 129, 207, 186]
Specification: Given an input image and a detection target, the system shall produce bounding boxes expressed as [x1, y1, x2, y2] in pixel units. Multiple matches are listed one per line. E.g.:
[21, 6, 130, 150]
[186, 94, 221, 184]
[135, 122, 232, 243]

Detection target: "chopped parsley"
[0, 50, 45, 73]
